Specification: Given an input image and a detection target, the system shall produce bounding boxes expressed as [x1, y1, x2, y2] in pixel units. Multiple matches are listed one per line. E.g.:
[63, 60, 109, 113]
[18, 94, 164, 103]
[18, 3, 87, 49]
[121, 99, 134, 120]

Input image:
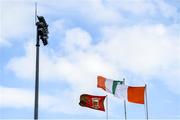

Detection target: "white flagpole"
[106, 95, 108, 120]
[123, 78, 127, 120]
[145, 84, 149, 120]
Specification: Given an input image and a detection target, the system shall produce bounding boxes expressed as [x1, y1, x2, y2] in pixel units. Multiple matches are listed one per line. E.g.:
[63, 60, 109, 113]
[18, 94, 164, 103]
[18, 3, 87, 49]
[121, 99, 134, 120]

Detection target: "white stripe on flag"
[115, 85, 128, 100]
[105, 79, 113, 93]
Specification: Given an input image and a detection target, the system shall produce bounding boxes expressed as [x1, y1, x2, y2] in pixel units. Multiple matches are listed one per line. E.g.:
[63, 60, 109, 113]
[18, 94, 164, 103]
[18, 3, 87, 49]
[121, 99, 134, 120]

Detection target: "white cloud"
[1, 0, 178, 47]
[6, 41, 59, 81]
[98, 24, 179, 76]
[38, 0, 178, 24]
[0, 0, 34, 47]
[0, 86, 67, 112]
[0, 86, 108, 117]
[79, 0, 122, 24]
[37, 0, 123, 25]
[1, 0, 180, 118]
[50, 19, 67, 37]
[7, 41, 36, 80]
[106, 0, 178, 19]
[97, 24, 180, 92]
[106, 0, 156, 15]
[63, 28, 92, 53]
[6, 27, 119, 98]
[0, 86, 57, 113]
[0, 86, 33, 108]
[6, 23, 180, 95]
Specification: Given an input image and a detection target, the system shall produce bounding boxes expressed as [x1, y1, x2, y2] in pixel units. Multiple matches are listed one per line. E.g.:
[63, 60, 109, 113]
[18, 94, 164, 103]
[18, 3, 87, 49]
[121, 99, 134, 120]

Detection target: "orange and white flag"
[97, 76, 145, 104]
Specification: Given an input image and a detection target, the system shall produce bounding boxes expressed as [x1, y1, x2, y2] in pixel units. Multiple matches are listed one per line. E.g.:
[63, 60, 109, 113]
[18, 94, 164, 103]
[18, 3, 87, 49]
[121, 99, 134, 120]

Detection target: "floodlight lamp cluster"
[36, 16, 49, 46]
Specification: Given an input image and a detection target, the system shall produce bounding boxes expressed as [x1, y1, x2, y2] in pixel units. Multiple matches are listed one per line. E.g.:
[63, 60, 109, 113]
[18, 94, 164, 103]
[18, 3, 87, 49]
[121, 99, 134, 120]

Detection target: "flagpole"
[34, 2, 39, 120]
[123, 78, 127, 120]
[106, 95, 108, 120]
[145, 84, 148, 120]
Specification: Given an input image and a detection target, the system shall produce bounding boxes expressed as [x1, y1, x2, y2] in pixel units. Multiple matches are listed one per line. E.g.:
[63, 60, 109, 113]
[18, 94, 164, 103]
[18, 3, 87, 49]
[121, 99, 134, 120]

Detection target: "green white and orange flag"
[97, 76, 145, 104]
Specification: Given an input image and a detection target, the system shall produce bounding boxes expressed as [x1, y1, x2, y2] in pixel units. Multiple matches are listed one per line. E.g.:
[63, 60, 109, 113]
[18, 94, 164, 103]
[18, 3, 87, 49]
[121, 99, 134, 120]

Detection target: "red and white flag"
[79, 94, 106, 111]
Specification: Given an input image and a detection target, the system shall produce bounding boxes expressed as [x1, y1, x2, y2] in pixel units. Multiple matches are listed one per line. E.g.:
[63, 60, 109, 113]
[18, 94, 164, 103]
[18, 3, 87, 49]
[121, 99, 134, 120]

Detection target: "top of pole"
[123, 78, 125, 85]
[35, 2, 37, 24]
[144, 83, 148, 120]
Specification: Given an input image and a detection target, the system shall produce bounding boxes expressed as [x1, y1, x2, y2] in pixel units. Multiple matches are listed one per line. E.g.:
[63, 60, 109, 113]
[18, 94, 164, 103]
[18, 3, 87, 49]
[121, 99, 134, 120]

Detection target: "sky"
[0, 0, 180, 119]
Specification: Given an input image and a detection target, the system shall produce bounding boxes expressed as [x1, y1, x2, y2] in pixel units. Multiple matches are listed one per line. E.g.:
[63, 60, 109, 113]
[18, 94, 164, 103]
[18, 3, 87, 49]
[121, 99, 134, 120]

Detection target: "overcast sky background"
[0, 0, 180, 119]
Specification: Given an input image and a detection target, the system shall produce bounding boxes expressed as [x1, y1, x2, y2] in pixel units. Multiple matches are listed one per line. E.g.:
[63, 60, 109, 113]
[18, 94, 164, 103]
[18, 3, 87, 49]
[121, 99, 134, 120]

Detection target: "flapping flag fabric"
[97, 76, 125, 98]
[79, 94, 106, 111]
[97, 76, 145, 104]
[128, 86, 145, 104]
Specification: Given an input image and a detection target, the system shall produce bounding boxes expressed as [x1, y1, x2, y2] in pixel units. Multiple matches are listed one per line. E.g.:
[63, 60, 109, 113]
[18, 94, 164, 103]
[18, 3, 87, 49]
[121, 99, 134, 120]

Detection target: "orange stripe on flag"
[128, 86, 145, 104]
[97, 76, 106, 90]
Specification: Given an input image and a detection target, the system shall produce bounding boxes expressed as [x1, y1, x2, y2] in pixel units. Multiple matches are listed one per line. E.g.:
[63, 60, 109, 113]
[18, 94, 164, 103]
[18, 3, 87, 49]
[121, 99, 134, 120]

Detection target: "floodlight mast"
[34, 8, 48, 120]
[34, 19, 40, 120]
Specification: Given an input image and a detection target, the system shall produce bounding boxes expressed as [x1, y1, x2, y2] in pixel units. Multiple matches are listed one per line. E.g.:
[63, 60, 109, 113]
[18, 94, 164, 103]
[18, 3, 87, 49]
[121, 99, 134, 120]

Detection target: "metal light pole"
[34, 15, 48, 120]
[34, 24, 40, 120]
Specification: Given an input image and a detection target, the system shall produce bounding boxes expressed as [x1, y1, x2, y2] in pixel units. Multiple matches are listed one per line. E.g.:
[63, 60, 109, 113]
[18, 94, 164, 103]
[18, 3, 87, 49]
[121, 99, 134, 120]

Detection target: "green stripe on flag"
[112, 81, 124, 95]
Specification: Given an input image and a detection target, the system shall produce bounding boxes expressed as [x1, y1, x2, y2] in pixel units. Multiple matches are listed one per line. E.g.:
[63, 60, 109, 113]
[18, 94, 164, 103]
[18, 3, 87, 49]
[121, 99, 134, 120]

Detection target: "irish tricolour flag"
[97, 76, 145, 104]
